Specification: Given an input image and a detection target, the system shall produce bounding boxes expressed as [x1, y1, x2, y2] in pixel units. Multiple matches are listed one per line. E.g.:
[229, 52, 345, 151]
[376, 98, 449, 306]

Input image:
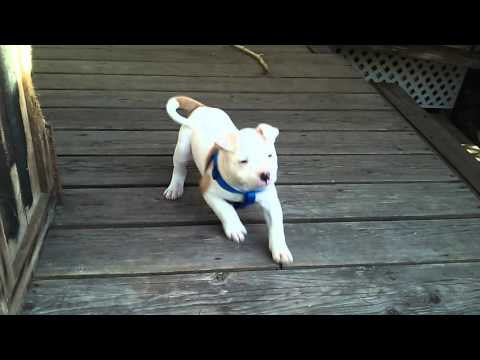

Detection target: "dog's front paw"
[223, 220, 247, 243]
[163, 183, 184, 200]
[271, 244, 293, 265]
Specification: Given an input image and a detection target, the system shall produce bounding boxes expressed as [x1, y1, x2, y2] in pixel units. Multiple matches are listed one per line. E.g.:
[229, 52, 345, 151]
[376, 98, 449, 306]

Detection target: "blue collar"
[211, 153, 264, 209]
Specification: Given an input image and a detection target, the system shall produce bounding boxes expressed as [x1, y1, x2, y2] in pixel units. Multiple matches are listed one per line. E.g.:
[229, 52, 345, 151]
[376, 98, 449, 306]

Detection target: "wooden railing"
[0, 45, 60, 314]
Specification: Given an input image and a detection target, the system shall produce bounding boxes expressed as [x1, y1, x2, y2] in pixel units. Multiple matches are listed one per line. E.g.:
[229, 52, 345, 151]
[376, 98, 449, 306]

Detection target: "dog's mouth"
[257, 178, 273, 187]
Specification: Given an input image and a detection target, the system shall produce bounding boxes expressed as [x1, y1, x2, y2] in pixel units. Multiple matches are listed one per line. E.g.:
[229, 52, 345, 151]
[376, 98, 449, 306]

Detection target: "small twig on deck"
[232, 45, 270, 74]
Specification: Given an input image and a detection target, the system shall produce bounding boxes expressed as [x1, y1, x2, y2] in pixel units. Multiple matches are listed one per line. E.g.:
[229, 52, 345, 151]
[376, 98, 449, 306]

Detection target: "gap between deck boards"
[49, 214, 480, 231]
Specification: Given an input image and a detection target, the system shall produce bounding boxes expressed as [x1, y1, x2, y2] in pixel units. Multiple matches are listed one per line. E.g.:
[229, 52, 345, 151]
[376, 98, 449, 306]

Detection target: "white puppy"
[164, 96, 293, 265]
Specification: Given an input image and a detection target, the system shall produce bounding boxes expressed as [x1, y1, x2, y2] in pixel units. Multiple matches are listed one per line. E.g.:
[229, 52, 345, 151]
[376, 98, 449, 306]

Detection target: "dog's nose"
[260, 172, 271, 182]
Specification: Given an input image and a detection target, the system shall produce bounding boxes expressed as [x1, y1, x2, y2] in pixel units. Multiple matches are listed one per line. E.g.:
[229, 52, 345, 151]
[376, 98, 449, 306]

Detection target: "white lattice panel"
[335, 47, 468, 109]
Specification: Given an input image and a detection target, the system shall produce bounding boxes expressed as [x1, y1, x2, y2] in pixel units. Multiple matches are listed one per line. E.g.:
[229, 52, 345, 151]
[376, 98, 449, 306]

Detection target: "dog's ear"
[215, 132, 238, 152]
[256, 123, 279, 143]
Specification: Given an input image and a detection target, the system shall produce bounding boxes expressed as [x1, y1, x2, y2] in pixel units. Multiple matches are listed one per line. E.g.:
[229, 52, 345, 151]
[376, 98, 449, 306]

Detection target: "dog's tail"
[166, 96, 204, 127]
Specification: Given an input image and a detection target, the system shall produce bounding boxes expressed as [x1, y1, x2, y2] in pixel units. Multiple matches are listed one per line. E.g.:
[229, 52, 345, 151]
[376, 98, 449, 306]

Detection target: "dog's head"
[215, 123, 279, 191]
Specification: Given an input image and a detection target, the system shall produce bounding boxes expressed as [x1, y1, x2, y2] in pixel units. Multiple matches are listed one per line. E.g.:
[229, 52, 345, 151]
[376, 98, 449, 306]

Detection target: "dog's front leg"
[203, 192, 247, 243]
[258, 187, 293, 265]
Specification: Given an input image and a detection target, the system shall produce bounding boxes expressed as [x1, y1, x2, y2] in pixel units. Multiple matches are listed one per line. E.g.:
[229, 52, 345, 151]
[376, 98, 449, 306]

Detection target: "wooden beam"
[8, 193, 55, 314]
[376, 83, 480, 197]
[0, 215, 14, 312]
[0, 282, 6, 314]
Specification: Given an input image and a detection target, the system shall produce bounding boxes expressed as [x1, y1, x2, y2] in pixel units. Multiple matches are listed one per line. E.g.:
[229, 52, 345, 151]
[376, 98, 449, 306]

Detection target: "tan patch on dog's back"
[176, 96, 205, 117]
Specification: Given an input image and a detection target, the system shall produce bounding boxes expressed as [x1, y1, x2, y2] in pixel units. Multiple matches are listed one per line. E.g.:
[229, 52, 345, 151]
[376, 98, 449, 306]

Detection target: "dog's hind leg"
[164, 126, 192, 200]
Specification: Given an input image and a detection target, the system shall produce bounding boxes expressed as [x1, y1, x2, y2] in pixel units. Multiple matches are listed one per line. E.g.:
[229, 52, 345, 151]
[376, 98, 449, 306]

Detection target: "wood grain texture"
[309, 45, 334, 54]
[0, 217, 14, 303]
[34, 45, 314, 53]
[52, 183, 480, 227]
[37, 91, 389, 110]
[32, 60, 360, 78]
[35, 219, 480, 278]
[22, 262, 480, 314]
[57, 155, 458, 187]
[22, 44, 480, 315]
[32, 48, 347, 65]
[43, 109, 411, 131]
[33, 74, 371, 93]
[8, 195, 56, 314]
[53, 131, 432, 156]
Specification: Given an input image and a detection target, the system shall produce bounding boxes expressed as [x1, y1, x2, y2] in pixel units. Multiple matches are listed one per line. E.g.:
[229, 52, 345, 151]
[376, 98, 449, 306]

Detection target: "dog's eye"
[240, 160, 248, 164]
[268, 154, 273, 158]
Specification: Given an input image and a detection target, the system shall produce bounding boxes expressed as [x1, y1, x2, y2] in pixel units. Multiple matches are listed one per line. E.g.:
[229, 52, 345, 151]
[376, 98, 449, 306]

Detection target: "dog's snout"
[260, 172, 271, 182]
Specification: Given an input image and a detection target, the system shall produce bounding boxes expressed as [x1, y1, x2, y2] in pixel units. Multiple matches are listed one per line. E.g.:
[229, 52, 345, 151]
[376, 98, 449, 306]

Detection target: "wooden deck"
[21, 45, 480, 314]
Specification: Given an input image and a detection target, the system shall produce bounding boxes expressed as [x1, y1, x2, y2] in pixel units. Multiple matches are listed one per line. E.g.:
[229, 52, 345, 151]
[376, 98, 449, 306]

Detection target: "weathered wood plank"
[22, 262, 480, 314]
[37, 91, 389, 110]
[33, 45, 313, 53]
[43, 109, 411, 131]
[8, 194, 55, 315]
[33, 74, 371, 93]
[58, 155, 458, 187]
[0, 216, 14, 305]
[35, 219, 480, 278]
[54, 131, 432, 155]
[32, 60, 360, 78]
[32, 48, 346, 65]
[309, 45, 334, 54]
[52, 183, 480, 227]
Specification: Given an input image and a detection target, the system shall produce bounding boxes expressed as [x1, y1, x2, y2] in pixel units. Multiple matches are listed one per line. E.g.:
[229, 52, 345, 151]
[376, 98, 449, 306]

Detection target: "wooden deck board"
[33, 74, 370, 92]
[33, 45, 315, 53]
[57, 155, 458, 187]
[37, 91, 389, 110]
[54, 131, 432, 155]
[35, 219, 480, 278]
[33, 48, 345, 64]
[43, 109, 411, 131]
[23, 263, 480, 314]
[33, 60, 360, 78]
[52, 183, 480, 228]
[21, 45, 480, 314]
